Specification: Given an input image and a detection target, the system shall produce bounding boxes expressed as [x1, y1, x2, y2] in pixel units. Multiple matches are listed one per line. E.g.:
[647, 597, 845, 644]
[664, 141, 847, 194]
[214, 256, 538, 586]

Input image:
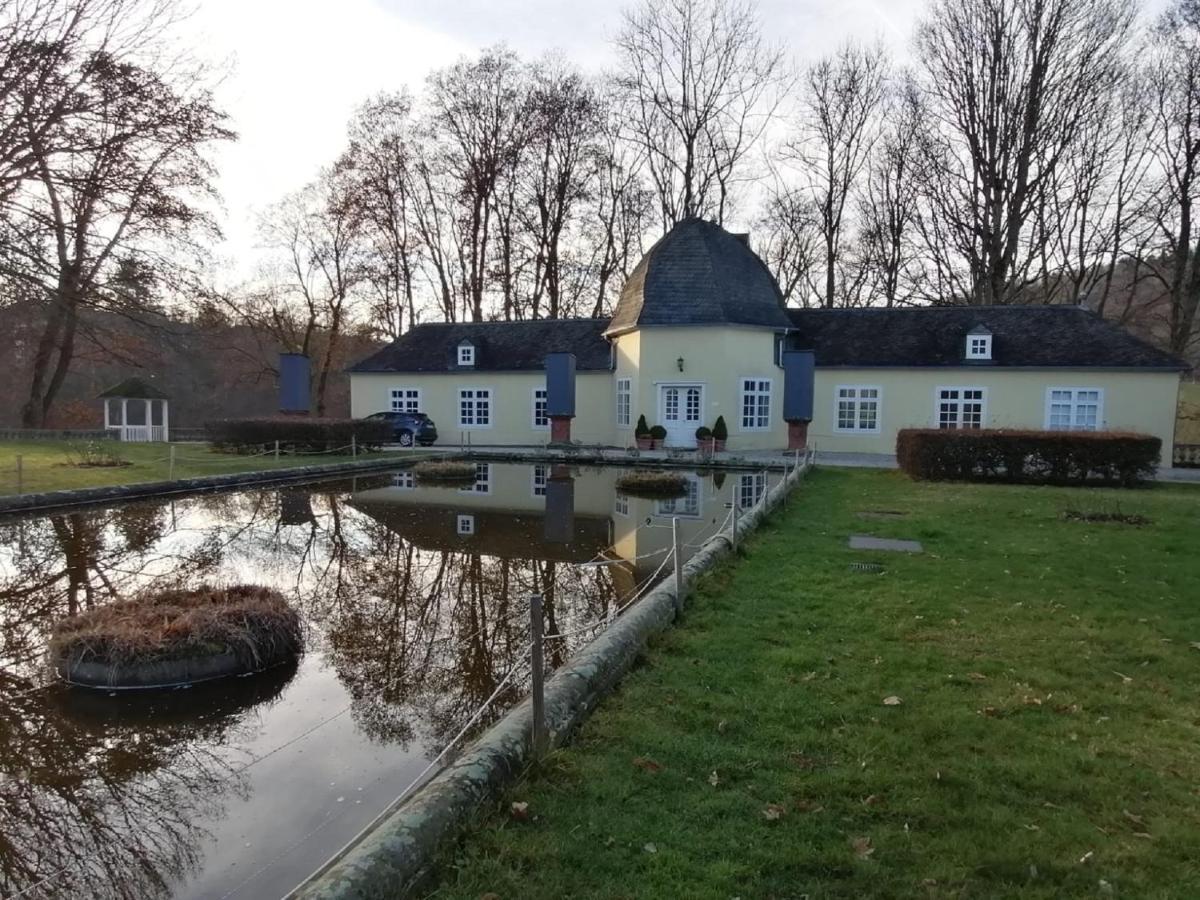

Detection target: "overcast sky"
[186, 0, 938, 278]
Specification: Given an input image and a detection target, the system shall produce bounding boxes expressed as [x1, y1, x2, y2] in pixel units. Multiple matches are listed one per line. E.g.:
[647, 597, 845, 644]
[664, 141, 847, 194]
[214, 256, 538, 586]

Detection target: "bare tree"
[756, 182, 822, 306]
[790, 40, 888, 308]
[913, 0, 1135, 306]
[340, 92, 421, 339]
[857, 74, 923, 307]
[613, 0, 786, 228]
[1143, 0, 1200, 356]
[518, 59, 603, 319]
[0, 1, 232, 427]
[257, 171, 368, 415]
[424, 47, 531, 322]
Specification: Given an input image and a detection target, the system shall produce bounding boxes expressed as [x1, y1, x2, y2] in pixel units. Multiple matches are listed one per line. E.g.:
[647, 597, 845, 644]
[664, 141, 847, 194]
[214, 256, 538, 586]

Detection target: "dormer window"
[966, 327, 992, 361]
[457, 341, 475, 367]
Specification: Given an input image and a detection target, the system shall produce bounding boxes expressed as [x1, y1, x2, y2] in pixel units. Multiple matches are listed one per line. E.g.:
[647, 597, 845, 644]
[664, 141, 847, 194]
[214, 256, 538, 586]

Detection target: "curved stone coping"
[294, 459, 811, 900]
[56, 647, 300, 691]
[0, 455, 432, 518]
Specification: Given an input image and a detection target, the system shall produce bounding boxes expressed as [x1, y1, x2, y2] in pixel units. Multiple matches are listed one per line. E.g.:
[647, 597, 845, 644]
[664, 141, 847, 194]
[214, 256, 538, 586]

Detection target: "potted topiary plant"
[635, 414, 653, 451]
[649, 424, 668, 450]
[712, 415, 728, 452]
[695, 425, 714, 453]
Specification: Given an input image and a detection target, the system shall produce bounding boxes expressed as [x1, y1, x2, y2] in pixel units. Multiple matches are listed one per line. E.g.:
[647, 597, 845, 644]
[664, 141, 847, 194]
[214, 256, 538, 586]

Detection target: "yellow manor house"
[349, 218, 1187, 455]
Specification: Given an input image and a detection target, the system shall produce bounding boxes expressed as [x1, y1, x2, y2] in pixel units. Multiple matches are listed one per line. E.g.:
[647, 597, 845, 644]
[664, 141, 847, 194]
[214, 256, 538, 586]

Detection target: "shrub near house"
[896, 428, 1162, 486]
[206, 417, 392, 453]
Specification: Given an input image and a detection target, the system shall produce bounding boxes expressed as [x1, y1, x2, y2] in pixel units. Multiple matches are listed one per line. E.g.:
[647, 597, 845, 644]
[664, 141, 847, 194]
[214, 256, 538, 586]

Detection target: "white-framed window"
[834, 386, 881, 433]
[458, 388, 492, 428]
[966, 335, 992, 360]
[456, 514, 475, 536]
[1045, 387, 1103, 431]
[739, 377, 772, 430]
[390, 388, 421, 413]
[656, 476, 701, 518]
[532, 464, 548, 497]
[614, 493, 629, 516]
[532, 387, 549, 429]
[459, 463, 491, 494]
[457, 342, 475, 366]
[391, 471, 415, 489]
[738, 472, 768, 510]
[936, 387, 986, 430]
[616, 378, 631, 427]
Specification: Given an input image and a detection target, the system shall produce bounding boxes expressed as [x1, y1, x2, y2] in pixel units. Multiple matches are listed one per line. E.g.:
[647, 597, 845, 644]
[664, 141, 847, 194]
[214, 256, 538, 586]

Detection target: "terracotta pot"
[713, 439, 726, 452]
[636, 436, 652, 450]
[698, 437, 716, 453]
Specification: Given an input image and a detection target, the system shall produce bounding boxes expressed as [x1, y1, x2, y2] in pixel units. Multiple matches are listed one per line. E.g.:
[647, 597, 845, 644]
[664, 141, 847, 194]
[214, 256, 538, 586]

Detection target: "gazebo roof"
[97, 377, 169, 400]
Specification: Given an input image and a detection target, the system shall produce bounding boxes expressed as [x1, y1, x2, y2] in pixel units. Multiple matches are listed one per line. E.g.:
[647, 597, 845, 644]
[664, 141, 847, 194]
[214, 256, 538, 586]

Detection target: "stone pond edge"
[0, 454, 437, 517]
[293, 456, 813, 900]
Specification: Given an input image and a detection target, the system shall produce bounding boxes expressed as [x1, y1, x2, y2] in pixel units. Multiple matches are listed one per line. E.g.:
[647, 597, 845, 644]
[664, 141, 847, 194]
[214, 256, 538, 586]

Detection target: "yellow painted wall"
[350, 371, 614, 445]
[350, 327, 1181, 454]
[808, 368, 1181, 454]
[1177, 382, 1200, 444]
[613, 325, 787, 451]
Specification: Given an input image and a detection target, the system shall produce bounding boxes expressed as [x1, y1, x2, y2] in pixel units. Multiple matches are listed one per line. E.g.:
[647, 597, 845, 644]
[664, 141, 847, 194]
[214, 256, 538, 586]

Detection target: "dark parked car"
[366, 411, 438, 447]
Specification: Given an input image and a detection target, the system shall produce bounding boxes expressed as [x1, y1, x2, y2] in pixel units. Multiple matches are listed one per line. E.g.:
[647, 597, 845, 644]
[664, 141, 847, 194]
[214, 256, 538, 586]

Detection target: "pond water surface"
[0, 462, 782, 899]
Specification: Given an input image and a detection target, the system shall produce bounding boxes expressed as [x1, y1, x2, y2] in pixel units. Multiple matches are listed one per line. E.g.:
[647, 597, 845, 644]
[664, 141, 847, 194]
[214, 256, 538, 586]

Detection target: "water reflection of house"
[348, 463, 780, 588]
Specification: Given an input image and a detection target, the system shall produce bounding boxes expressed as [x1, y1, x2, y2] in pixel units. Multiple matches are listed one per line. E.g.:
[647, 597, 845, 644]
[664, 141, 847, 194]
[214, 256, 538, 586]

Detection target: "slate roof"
[347, 318, 612, 373]
[604, 218, 793, 335]
[97, 377, 170, 399]
[787, 305, 1188, 370]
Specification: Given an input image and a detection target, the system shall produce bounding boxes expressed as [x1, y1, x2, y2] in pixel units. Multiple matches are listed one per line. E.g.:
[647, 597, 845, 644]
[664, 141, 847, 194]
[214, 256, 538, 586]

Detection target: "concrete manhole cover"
[849, 534, 923, 553]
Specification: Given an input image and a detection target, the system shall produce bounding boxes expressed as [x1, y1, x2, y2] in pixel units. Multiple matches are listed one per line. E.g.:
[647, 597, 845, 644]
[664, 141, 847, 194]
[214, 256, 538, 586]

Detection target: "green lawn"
[0, 440, 389, 496]
[429, 468, 1200, 900]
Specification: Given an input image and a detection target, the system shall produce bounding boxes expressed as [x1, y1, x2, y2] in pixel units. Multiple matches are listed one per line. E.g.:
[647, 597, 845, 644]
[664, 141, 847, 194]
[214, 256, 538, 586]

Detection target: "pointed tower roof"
[605, 218, 792, 337]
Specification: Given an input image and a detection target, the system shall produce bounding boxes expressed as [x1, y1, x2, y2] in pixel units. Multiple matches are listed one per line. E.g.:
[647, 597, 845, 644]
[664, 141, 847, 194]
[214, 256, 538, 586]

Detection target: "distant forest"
[1, 0, 1198, 430]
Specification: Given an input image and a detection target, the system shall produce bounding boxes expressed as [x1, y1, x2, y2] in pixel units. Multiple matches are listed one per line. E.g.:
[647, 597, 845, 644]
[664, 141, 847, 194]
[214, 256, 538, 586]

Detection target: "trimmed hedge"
[205, 417, 392, 453]
[895, 429, 1161, 487]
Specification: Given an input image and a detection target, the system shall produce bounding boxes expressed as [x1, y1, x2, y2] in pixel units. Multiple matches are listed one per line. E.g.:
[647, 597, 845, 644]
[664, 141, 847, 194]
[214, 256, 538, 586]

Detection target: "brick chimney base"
[787, 420, 809, 450]
[550, 416, 572, 443]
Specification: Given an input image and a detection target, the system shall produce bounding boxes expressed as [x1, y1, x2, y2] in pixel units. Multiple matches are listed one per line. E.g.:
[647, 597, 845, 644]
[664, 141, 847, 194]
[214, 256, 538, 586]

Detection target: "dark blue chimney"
[279, 353, 311, 414]
[782, 350, 815, 422]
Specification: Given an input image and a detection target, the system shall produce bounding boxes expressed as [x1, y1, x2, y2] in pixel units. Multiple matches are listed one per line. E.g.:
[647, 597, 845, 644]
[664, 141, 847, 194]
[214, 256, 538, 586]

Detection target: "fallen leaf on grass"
[851, 836, 875, 858]
[717, 719, 728, 734]
[708, 770, 720, 787]
[967, 672, 988, 681]
[510, 802, 529, 820]
[862, 794, 883, 806]
[480, 893, 501, 900]
[794, 799, 824, 813]
[643, 843, 658, 854]
[788, 752, 818, 770]
[762, 803, 786, 821]
[632, 756, 662, 773]
[1112, 671, 1132, 684]
[882, 695, 902, 706]
[1079, 850, 1094, 865]
[1123, 809, 1147, 827]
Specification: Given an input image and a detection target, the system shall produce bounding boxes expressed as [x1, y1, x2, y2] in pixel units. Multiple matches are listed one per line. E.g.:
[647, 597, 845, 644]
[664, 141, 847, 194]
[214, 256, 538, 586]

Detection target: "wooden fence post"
[168, 445, 176, 481]
[672, 516, 684, 615]
[15, 455, 22, 495]
[529, 593, 548, 758]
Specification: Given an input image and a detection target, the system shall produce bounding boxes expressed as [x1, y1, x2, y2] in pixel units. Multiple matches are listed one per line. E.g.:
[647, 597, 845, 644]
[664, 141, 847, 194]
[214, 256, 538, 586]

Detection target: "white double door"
[659, 384, 704, 447]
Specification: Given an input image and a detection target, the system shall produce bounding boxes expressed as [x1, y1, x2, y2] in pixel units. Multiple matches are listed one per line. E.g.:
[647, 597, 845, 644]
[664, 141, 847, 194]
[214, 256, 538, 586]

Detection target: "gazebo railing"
[109, 424, 167, 443]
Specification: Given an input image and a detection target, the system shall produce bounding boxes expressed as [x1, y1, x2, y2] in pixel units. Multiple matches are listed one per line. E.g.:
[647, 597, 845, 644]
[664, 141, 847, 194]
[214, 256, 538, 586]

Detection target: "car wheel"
[398, 430, 414, 447]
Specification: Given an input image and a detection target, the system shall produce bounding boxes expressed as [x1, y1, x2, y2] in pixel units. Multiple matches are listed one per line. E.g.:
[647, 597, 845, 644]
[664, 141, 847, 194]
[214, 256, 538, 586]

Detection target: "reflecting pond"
[0, 462, 782, 899]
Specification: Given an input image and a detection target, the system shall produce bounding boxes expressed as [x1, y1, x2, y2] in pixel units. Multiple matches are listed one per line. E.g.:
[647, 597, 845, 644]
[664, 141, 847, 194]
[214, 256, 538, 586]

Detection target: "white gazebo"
[99, 378, 170, 442]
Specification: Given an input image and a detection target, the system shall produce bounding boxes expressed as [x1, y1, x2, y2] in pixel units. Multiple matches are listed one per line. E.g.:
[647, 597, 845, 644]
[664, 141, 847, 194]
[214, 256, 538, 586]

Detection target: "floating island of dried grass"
[615, 470, 689, 498]
[412, 459, 478, 483]
[49, 585, 304, 690]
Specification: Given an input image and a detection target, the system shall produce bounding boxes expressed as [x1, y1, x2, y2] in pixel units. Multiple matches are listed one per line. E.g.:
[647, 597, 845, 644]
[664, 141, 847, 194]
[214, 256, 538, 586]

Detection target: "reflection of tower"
[543, 466, 575, 544]
[278, 491, 316, 527]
